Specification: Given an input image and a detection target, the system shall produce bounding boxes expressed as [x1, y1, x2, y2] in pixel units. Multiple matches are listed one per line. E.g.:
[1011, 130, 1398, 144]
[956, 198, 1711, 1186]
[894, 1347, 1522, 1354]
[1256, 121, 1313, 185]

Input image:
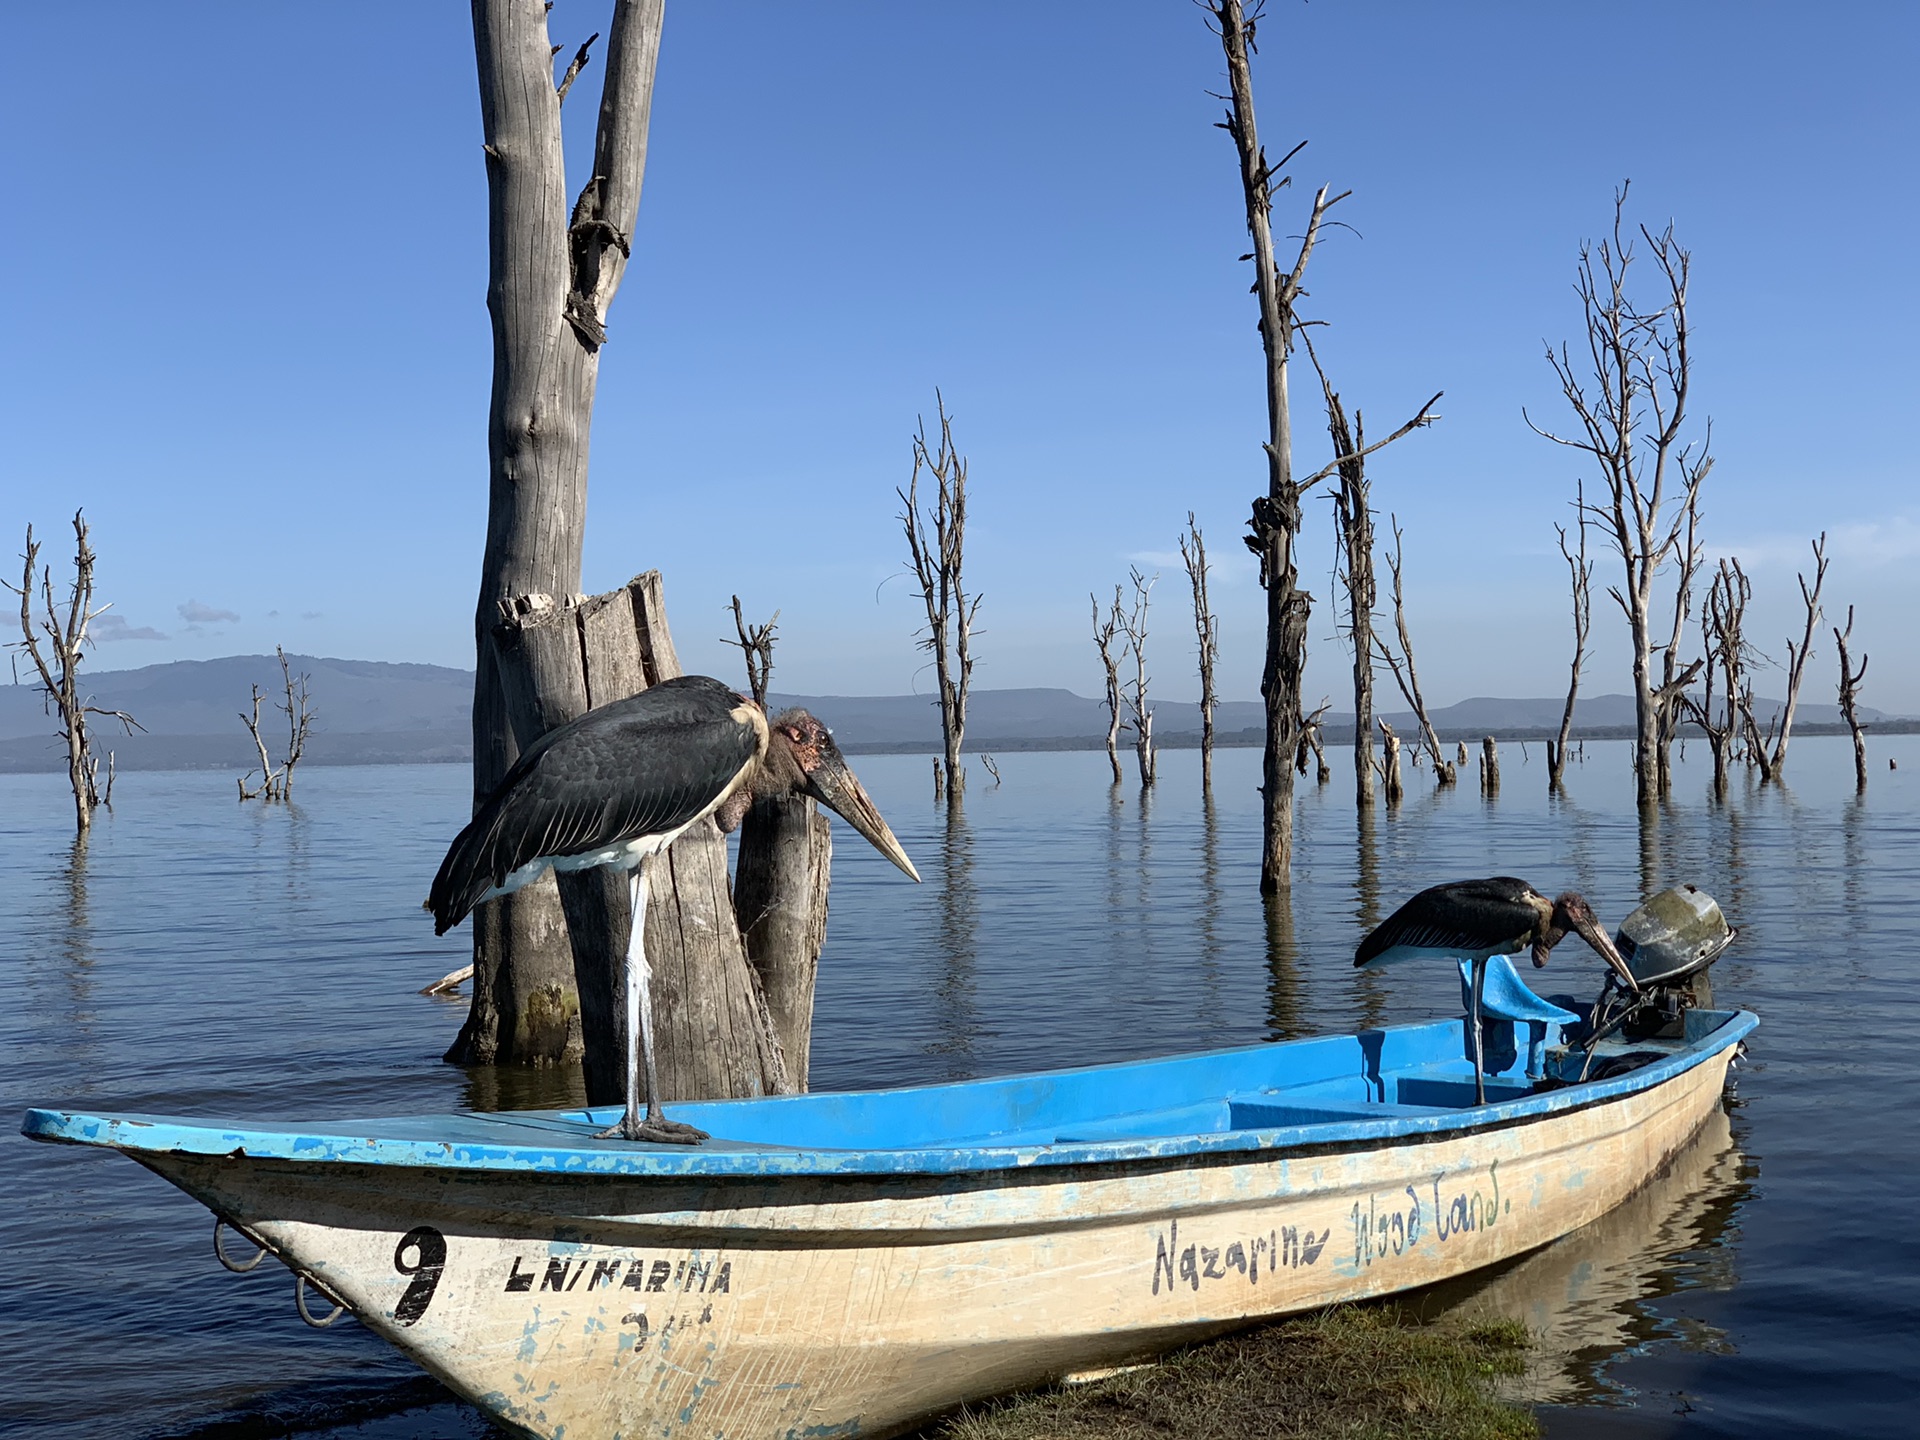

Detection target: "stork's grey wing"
[428, 677, 761, 933]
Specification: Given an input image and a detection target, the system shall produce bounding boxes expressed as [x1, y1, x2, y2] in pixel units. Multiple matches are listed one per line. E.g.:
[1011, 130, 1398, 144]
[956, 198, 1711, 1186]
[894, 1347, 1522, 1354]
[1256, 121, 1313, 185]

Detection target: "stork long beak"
[803, 740, 921, 882]
[1568, 910, 1641, 994]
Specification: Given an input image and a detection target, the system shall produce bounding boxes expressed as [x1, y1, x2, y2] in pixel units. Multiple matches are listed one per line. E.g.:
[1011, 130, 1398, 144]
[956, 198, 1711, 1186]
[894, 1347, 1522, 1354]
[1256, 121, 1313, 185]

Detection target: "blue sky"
[4, 3, 1916, 711]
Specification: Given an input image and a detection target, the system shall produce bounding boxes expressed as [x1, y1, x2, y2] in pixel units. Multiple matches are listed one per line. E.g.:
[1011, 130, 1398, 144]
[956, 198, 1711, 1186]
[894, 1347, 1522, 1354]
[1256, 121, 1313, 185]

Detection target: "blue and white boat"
[23, 955, 1753, 1440]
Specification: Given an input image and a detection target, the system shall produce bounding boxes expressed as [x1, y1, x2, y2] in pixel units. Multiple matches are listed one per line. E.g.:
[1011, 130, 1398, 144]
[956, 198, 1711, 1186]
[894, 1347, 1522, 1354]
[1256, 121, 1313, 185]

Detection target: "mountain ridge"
[0, 654, 1904, 773]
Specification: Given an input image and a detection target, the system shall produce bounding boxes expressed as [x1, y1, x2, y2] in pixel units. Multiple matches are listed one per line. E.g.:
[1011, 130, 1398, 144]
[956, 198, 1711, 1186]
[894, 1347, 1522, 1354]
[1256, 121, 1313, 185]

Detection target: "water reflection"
[928, 797, 979, 1078]
[1196, 790, 1224, 997]
[1350, 807, 1387, 1029]
[1263, 889, 1305, 1040]
[1432, 1105, 1751, 1405]
[60, 833, 93, 1001]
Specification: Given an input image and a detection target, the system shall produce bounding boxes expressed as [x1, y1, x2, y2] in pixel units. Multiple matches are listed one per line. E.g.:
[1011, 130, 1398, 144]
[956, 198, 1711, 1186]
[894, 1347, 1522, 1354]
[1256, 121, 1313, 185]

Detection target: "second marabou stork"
[1354, 877, 1640, 1103]
[428, 675, 920, 1144]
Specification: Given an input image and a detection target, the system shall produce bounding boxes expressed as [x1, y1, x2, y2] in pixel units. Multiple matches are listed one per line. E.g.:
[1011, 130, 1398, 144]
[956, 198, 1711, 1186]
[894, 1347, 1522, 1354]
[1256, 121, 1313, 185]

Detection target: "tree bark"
[450, 573, 788, 1104]
[1212, 0, 1337, 892]
[463, 0, 665, 1066]
[734, 794, 831, 1089]
[1180, 516, 1218, 793]
[1835, 604, 1869, 795]
[1480, 736, 1500, 796]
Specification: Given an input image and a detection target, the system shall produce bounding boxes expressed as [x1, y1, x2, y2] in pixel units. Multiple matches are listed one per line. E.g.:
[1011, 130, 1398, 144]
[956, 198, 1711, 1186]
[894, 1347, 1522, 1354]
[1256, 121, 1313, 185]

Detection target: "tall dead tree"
[1306, 336, 1438, 812]
[1374, 519, 1456, 786]
[1208, 0, 1335, 892]
[724, 595, 778, 706]
[1547, 492, 1592, 792]
[1528, 187, 1712, 805]
[1118, 567, 1158, 787]
[899, 394, 978, 803]
[1091, 588, 1125, 785]
[460, 0, 667, 1076]
[1752, 533, 1827, 781]
[1690, 557, 1754, 799]
[1834, 603, 1869, 794]
[7, 513, 142, 833]
[1179, 515, 1219, 790]
[238, 646, 315, 802]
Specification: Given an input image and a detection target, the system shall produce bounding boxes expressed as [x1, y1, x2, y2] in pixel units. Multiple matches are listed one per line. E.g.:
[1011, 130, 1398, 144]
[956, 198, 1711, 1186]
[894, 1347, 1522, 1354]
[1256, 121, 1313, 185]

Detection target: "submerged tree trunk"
[1834, 604, 1869, 795]
[1180, 515, 1218, 793]
[734, 793, 831, 1088]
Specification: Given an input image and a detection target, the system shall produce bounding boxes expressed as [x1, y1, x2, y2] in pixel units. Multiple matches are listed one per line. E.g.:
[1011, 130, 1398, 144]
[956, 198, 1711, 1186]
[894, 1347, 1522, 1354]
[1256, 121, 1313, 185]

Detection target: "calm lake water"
[3, 736, 1917, 1439]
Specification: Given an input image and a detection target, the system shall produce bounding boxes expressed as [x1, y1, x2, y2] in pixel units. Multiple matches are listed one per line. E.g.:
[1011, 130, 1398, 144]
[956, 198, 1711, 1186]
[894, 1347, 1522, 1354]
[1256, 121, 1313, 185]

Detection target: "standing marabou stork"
[1354, 877, 1640, 1103]
[428, 675, 919, 1144]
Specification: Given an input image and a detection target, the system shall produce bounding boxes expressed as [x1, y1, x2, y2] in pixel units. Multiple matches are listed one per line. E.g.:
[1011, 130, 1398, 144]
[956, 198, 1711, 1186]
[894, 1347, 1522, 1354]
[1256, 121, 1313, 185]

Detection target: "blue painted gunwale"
[22, 1010, 1756, 1180]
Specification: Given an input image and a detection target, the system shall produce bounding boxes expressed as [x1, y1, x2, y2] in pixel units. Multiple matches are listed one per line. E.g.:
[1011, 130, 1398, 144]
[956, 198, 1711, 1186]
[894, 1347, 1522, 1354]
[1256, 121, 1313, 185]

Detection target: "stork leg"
[599, 856, 708, 1145]
[1469, 955, 1488, 1106]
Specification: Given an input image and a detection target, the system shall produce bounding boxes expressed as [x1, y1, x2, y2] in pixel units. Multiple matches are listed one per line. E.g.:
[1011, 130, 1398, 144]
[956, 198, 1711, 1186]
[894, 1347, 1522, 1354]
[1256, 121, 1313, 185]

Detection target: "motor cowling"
[1607, 885, 1737, 1040]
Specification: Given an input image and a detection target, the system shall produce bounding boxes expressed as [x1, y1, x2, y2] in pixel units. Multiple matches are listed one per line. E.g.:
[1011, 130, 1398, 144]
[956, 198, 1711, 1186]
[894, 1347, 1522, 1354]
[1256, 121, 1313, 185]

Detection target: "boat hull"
[131, 1043, 1737, 1440]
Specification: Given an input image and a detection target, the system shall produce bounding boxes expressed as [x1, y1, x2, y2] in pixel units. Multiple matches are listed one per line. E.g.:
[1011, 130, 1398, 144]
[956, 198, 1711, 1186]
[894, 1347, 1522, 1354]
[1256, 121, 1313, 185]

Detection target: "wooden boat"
[22, 984, 1754, 1440]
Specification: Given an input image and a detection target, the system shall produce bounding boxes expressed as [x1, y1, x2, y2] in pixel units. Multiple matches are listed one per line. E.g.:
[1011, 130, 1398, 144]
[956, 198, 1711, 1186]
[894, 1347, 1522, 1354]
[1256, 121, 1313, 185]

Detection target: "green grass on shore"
[920, 1305, 1538, 1440]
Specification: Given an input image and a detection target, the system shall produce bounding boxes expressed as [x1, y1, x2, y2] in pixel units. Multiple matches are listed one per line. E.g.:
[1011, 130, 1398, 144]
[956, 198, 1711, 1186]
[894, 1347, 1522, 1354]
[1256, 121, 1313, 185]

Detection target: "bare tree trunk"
[452, 573, 789, 1105]
[1118, 567, 1157, 787]
[1092, 588, 1125, 785]
[1180, 515, 1218, 792]
[1691, 557, 1754, 800]
[1835, 603, 1869, 794]
[1529, 187, 1711, 807]
[1480, 736, 1500, 796]
[734, 793, 830, 1089]
[1377, 719, 1404, 805]
[899, 394, 978, 802]
[1211, 0, 1330, 892]
[7, 513, 141, 833]
[1548, 489, 1591, 792]
[1374, 518, 1456, 786]
[1764, 533, 1828, 780]
[464, 0, 665, 1066]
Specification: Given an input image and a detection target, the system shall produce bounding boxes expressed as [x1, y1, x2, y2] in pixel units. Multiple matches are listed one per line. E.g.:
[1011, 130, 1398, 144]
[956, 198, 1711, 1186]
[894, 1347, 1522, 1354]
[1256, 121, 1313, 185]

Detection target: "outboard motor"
[1591, 885, 1737, 1045]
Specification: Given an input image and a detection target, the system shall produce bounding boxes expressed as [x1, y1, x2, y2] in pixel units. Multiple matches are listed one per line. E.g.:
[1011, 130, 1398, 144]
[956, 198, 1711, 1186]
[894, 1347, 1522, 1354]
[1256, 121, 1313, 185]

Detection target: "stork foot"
[596, 1114, 710, 1145]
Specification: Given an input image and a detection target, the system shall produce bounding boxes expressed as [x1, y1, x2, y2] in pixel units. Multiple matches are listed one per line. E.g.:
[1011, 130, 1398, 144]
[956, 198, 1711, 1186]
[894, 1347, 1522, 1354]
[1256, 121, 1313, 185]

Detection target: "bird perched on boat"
[1354, 877, 1640, 1104]
[428, 675, 920, 1144]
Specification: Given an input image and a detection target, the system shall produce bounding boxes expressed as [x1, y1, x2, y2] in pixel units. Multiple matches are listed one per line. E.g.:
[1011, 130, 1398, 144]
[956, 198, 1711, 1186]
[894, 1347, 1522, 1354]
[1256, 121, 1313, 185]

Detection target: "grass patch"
[922, 1305, 1537, 1440]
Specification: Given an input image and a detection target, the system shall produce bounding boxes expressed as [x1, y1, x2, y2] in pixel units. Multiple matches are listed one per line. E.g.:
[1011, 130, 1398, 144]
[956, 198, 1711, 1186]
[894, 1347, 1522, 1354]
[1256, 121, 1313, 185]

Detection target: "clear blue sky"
[5, 3, 1916, 711]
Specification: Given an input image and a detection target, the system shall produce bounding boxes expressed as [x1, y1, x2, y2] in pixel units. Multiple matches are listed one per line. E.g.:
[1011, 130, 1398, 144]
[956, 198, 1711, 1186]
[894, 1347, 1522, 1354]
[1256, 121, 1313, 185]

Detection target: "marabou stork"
[1353, 877, 1640, 1103]
[428, 675, 919, 1144]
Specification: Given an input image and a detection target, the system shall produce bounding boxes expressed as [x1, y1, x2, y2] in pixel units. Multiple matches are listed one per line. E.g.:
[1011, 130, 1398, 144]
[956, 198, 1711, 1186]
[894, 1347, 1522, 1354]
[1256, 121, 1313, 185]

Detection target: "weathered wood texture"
[450, 573, 787, 1104]
[464, 0, 664, 1060]
[1481, 736, 1500, 796]
[735, 794, 833, 1089]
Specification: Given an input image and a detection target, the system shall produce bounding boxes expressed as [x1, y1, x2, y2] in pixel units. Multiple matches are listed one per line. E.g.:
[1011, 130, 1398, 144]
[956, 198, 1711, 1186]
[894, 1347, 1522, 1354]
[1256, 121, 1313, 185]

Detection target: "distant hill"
[0, 655, 1905, 773]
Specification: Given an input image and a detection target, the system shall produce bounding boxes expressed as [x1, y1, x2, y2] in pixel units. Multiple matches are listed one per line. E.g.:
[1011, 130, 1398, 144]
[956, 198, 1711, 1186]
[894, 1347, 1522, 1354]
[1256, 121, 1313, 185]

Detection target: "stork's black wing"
[428, 676, 762, 933]
[1353, 876, 1541, 966]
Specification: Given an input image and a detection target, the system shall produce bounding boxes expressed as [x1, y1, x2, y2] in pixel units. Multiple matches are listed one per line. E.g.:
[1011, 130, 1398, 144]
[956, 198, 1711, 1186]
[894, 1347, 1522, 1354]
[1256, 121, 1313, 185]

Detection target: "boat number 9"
[392, 1226, 447, 1327]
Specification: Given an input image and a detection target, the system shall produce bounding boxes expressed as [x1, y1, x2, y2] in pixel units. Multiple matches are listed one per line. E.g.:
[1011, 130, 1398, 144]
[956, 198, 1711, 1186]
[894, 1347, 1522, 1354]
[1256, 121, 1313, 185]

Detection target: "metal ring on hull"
[213, 1217, 269, 1273]
[294, 1274, 348, 1328]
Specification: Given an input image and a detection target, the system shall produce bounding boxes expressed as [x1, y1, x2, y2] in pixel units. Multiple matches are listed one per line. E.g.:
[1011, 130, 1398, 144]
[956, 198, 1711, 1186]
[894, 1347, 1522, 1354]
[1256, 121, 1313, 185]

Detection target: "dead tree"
[238, 646, 315, 802]
[1376, 718, 1405, 804]
[1690, 557, 1755, 799]
[1528, 186, 1712, 805]
[458, 7, 802, 1103]
[1753, 533, 1828, 781]
[6, 513, 142, 833]
[1547, 491, 1592, 792]
[724, 595, 778, 706]
[463, 0, 662, 1066]
[1208, 2, 1440, 885]
[1373, 518, 1456, 786]
[899, 393, 979, 803]
[1295, 708, 1331, 785]
[1481, 736, 1501, 796]
[1179, 514, 1219, 790]
[1835, 604, 1869, 793]
[1091, 587, 1126, 785]
[1118, 567, 1157, 787]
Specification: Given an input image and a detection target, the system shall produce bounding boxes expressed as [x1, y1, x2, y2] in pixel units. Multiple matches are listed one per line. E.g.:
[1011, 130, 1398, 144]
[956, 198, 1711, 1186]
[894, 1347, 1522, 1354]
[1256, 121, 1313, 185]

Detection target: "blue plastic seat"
[1458, 955, 1580, 1079]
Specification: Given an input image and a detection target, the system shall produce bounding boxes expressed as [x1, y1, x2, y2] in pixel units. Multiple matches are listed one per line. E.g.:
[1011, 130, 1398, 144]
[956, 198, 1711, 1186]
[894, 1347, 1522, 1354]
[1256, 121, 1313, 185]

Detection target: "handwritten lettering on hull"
[1150, 1220, 1329, 1296]
[1351, 1162, 1511, 1269]
[503, 1253, 733, 1297]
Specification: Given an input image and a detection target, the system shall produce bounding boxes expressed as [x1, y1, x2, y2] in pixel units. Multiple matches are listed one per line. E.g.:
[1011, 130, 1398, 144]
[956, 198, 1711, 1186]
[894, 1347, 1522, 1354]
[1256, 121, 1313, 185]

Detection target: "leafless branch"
[724, 595, 779, 707]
